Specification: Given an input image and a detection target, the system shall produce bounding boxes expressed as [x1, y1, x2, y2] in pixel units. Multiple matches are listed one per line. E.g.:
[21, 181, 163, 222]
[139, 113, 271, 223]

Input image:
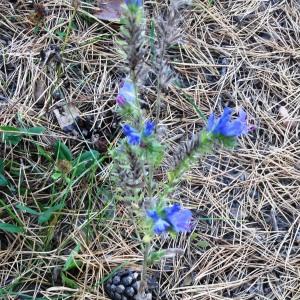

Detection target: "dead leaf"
[54, 104, 81, 134]
[279, 106, 296, 128]
[28, 3, 48, 25]
[95, 0, 123, 22]
[34, 76, 47, 104]
[40, 45, 62, 66]
[163, 248, 185, 258]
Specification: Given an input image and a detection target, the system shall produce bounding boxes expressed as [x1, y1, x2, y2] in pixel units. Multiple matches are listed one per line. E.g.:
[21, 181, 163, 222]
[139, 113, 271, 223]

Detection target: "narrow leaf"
[0, 222, 24, 233]
[61, 272, 78, 288]
[54, 141, 73, 161]
[63, 243, 81, 271]
[16, 204, 40, 215]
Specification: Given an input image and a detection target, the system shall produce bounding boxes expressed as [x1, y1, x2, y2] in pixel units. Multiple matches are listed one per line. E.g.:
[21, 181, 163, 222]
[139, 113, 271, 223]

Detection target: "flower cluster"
[147, 204, 192, 234]
[207, 108, 253, 137]
[123, 121, 155, 145]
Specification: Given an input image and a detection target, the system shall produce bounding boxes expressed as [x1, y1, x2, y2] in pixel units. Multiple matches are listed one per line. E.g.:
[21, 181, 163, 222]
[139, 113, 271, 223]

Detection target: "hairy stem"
[138, 242, 150, 295]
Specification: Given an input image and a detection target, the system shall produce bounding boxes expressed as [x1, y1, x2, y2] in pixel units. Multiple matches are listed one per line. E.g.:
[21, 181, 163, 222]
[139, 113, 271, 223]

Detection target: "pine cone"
[105, 269, 153, 300]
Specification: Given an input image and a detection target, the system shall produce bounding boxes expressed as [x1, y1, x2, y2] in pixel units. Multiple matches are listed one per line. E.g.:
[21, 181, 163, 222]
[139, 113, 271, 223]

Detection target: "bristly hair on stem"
[154, 0, 191, 119]
[163, 131, 212, 197]
[118, 5, 147, 83]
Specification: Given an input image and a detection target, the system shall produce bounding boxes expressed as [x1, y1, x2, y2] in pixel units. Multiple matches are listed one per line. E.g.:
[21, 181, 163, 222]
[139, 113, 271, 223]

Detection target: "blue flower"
[122, 121, 155, 145]
[147, 204, 192, 235]
[122, 124, 141, 145]
[207, 108, 251, 137]
[143, 121, 155, 137]
[116, 79, 135, 106]
[147, 210, 170, 234]
[125, 0, 143, 7]
[164, 204, 192, 233]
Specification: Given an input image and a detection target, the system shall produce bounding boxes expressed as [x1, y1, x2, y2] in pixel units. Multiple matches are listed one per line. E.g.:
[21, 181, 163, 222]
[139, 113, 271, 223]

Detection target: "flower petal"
[122, 124, 141, 145]
[207, 113, 215, 132]
[153, 219, 170, 234]
[147, 210, 170, 234]
[119, 79, 135, 103]
[143, 121, 155, 137]
[165, 204, 192, 233]
[169, 209, 192, 232]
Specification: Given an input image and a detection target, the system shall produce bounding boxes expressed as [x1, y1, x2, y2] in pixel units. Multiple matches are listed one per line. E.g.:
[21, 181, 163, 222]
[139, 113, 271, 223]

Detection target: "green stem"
[138, 242, 150, 295]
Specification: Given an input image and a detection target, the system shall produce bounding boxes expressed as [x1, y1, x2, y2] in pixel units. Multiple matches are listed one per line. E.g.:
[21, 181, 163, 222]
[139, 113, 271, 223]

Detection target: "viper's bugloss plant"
[108, 0, 255, 299]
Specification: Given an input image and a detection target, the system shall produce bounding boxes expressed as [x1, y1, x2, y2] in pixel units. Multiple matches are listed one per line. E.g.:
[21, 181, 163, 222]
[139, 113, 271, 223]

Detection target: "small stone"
[132, 281, 139, 291]
[121, 296, 128, 300]
[52, 90, 63, 101]
[114, 293, 122, 300]
[116, 284, 125, 293]
[113, 276, 121, 285]
[132, 272, 139, 279]
[122, 276, 133, 286]
[110, 284, 116, 292]
[125, 287, 135, 297]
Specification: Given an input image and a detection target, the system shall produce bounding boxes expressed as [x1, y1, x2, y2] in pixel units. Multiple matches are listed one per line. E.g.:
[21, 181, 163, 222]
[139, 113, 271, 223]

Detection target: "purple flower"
[207, 108, 252, 137]
[125, 0, 143, 7]
[116, 79, 135, 106]
[122, 124, 141, 145]
[147, 210, 170, 234]
[147, 204, 192, 235]
[143, 121, 155, 137]
[165, 204, 192, 233]
[116, 95, 127, 106]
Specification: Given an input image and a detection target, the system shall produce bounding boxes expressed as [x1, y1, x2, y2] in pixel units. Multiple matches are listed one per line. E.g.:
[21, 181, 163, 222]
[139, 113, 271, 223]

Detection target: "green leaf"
[51, 172, 62, 180]
[197, 240, 210, 250]
[145, 140, 164, 167]
[26, 127, 45, 135]
[61, 272, 78, 288]
[16, 204, 40, 215]
[218, 136, 236, 148]
[63, 243, 81, 272]
[0, 126, 45, 145]
[0, 222, 24, 233]
[38, 202, 64, 224]
[36, 145, 52, 161]
[147, 250, 166, 265]
[0, 174, 8, 186]
[17, 202, 64, 224]
[54, 141, 73, 161]
[72, 150, 100, 177]
[0, 126, 22, 145]
[0, 126, 21, 133]
[0, 159, 4, 173]
[56, 31, 67, 39]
